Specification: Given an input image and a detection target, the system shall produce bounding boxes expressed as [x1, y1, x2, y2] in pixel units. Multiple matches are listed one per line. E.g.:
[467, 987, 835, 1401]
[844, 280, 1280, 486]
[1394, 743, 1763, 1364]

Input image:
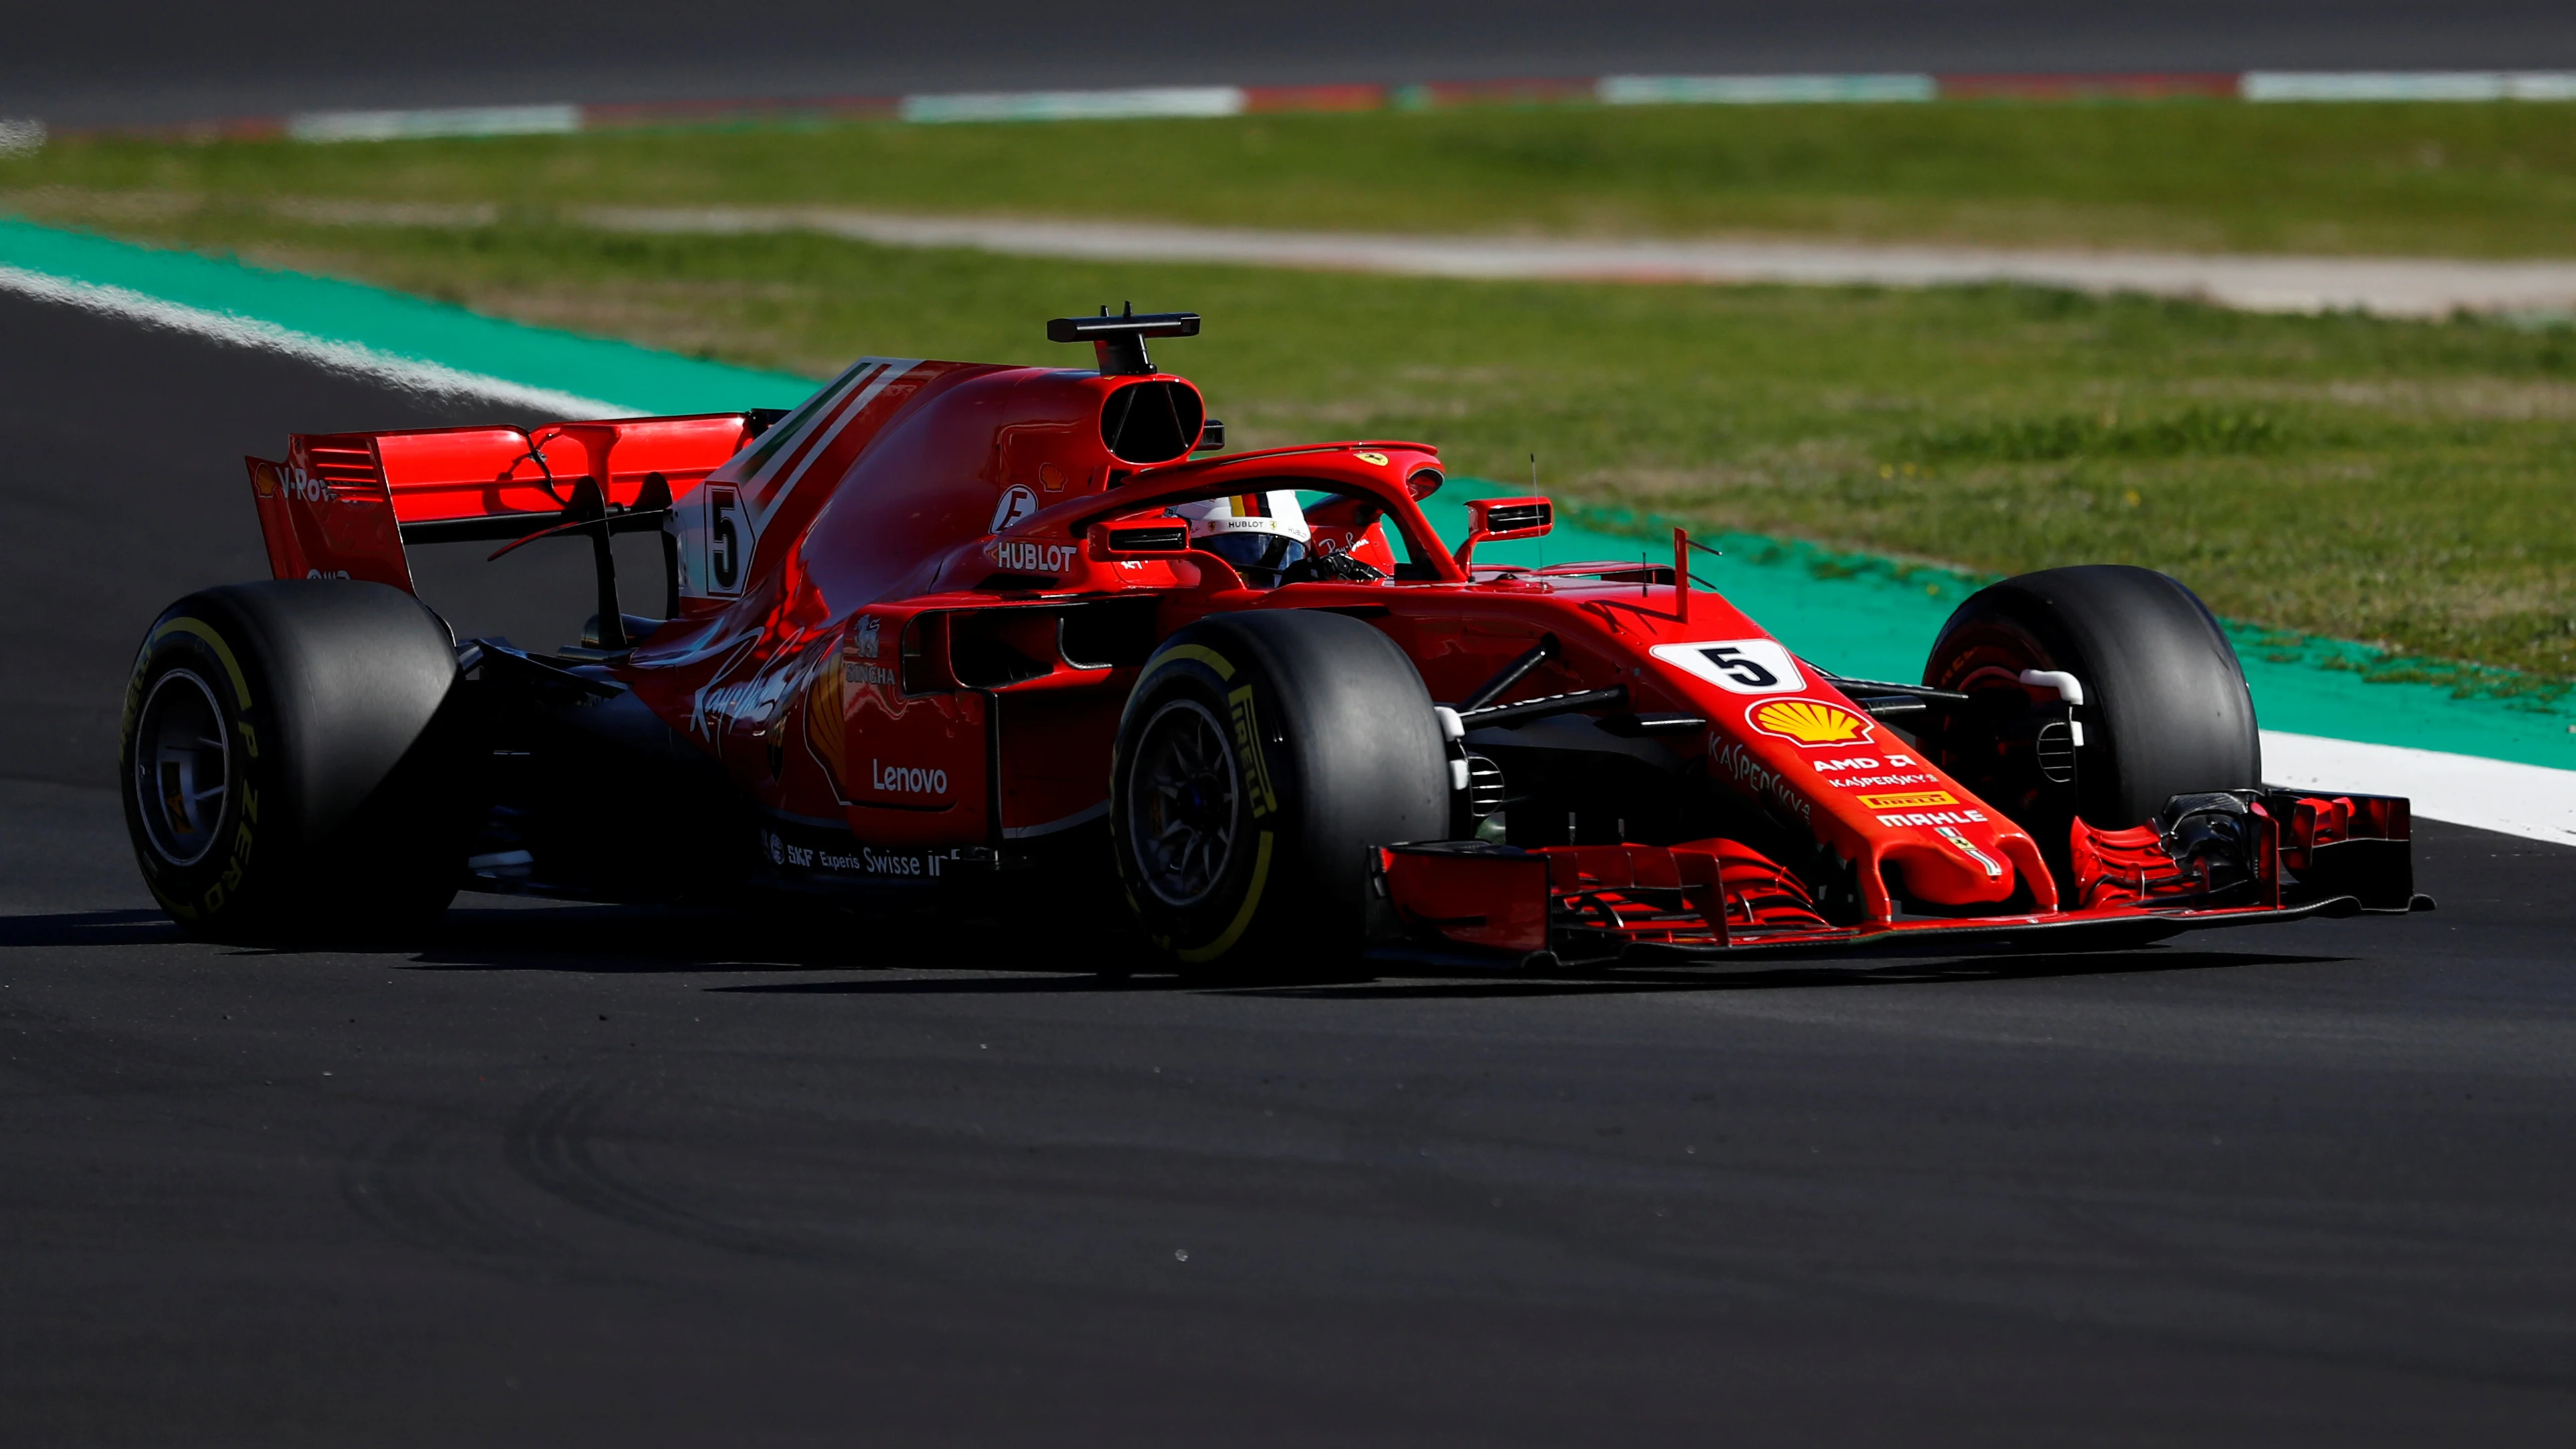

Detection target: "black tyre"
[1925, 564, 2260, 848]
[1110, 611, 1449, 971]
[120, 580, 475, 942]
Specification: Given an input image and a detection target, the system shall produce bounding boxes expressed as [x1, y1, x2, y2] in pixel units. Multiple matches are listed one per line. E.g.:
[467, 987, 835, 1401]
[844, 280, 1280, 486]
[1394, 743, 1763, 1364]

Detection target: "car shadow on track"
[406, 905, 861, 974]
[0, 909, 188, 948]
[407, 899, 1167, 979]
[708, 973, 1207, 995]
[707, 947, 2351, 998]
[5, 903, 2350, 999]
[1214, 948, 2353, 1000]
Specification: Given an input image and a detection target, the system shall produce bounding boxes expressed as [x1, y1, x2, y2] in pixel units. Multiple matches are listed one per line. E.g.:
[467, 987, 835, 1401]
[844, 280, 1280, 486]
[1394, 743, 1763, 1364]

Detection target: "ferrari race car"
[122, 310, 2430, 969]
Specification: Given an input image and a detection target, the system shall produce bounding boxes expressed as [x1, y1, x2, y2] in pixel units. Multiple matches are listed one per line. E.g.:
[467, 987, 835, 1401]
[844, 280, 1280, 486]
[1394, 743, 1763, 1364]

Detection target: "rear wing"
[245, 413, 758, 596]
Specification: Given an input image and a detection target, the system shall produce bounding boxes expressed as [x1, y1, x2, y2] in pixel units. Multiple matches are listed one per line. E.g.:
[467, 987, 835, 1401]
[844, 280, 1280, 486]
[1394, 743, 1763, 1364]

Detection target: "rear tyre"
[120, 580, 475, 943]
[1925, 565, 2260, 883]
[1110, 611, 1450, 973]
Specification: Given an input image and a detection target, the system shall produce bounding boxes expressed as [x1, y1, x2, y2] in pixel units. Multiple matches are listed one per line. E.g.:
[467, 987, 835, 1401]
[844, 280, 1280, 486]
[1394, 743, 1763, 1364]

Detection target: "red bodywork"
[245, 352, 2420, 964]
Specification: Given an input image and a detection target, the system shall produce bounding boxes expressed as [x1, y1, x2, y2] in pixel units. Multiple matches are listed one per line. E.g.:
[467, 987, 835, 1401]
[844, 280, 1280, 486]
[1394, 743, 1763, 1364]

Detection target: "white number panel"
[687, 483, 747, 600]
[1651, 639, 1808, 695]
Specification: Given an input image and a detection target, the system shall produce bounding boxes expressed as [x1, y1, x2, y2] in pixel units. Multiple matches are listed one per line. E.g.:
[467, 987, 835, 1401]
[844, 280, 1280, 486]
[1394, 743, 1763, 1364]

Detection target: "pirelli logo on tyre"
[1227, 685, 1280, 819]
[1745, 698, 1874, 748]
[1856, 789, 1959, 811]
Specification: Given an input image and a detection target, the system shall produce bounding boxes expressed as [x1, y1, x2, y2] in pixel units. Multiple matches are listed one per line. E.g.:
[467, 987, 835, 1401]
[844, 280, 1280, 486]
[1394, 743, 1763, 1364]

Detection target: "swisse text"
[761, 830, 949, 878]
[854, 846, 943, 877]
[870, 759, 949, 795]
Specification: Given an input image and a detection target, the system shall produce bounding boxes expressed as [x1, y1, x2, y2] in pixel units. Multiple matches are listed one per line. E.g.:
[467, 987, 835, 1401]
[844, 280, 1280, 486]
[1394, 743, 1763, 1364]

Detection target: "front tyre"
[120, 580, 475, 942]
[1924, 564, 2260, 889]
[1110, 611, 1448, 972]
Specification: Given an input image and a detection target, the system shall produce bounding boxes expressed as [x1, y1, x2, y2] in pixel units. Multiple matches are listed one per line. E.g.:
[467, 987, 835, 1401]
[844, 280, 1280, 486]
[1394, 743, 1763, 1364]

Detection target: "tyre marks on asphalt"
[348, 1072, 925, 1279]
[504, 1078, 819, 1261]
[338, 1078, 805, 1278]
[339, 1108, 602, 1281]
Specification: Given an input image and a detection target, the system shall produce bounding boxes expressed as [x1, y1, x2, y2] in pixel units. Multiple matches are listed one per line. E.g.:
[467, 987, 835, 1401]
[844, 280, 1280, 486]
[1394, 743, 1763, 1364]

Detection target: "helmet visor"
[1200, 531, 1308, 586]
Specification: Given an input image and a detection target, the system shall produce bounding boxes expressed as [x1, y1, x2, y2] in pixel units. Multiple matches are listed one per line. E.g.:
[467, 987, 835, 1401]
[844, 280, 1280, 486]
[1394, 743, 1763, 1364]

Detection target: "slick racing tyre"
[120, 580, 475, 943]
[1925, 564, 2260, 847]
[1110, 611, 1449, 972]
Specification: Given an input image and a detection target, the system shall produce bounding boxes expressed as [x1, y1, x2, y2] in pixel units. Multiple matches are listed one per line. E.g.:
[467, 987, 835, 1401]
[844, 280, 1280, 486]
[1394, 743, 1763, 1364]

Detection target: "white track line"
[899, 87, 1247, 124]
[2264, 731, 2576, 847]
[580, 207, 2576, 319]
[288, 105, 584, 144]
[0, 265, 629, 417]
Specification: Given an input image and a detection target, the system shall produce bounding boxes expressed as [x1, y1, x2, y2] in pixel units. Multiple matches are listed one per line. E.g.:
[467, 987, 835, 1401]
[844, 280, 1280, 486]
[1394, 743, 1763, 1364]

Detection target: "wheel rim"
[134, 668, 231, 867]
[1128, 698, 1241, 909]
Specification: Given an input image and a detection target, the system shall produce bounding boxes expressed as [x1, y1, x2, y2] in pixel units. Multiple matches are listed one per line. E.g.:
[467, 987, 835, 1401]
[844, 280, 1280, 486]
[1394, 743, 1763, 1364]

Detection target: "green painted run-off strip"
[5, 219, 2567, 771]
[1429, 491, 2576, 773]
[0, 218, 815, 415]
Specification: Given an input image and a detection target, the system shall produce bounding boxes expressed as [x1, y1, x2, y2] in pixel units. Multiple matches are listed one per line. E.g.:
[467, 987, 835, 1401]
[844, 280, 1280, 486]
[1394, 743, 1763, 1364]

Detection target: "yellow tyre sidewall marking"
[1177, 829, 1273, 964]
[1148, 643, 1236, 682]
[1132, 639, 1269, 961]
[150, 618, 253, 710]
[134, 616, 264, 917]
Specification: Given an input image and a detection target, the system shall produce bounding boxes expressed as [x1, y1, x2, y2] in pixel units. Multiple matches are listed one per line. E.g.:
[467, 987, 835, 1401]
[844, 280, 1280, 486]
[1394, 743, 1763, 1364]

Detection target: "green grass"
[11, 99, 2576, 256]
[7, 103, 2573, 690]
[22, 206, 2570, 690]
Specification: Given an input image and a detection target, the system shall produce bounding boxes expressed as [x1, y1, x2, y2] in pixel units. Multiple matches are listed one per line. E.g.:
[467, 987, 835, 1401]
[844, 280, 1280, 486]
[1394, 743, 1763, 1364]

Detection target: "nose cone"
[1880, 828, 2022, 909]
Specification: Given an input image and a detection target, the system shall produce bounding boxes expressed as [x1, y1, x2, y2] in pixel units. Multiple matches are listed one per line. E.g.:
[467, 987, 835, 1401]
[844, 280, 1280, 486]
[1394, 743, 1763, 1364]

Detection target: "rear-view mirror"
[1086, 520, 1193, 558]
[1454, 495, 1554, 566]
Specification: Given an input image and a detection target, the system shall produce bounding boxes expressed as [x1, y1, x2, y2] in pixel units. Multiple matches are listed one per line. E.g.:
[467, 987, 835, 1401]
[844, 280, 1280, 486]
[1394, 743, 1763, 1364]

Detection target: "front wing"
[1369, 789, 2434, 969]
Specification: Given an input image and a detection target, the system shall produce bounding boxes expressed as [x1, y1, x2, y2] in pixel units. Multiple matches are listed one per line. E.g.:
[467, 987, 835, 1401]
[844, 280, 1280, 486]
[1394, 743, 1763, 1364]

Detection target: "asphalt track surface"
[5, 286, 2576, 1444]
[11, 2, 2576, 128]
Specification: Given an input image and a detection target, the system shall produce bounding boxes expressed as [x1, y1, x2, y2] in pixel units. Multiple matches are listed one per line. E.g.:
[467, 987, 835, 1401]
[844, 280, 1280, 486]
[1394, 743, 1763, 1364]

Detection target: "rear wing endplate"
[246, 413, 757, 594]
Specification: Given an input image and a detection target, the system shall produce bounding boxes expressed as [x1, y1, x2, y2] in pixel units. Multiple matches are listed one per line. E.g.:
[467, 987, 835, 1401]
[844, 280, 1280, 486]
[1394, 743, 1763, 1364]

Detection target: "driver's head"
[1173, 489, 1309, 587]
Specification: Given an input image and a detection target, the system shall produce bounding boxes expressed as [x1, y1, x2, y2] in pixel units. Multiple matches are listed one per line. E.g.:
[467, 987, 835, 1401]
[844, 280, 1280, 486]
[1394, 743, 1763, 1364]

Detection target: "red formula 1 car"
[122, 310, 2429, 968]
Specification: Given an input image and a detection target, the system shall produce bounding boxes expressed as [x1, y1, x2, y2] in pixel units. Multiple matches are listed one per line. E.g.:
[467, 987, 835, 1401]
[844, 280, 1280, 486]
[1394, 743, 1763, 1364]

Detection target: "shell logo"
[1747, 698, 1874, 748]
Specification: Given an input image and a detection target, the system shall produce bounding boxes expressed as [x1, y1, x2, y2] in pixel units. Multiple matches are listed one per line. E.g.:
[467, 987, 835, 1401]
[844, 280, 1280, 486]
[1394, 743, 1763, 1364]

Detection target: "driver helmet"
[1172, 489, 1310, 586]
